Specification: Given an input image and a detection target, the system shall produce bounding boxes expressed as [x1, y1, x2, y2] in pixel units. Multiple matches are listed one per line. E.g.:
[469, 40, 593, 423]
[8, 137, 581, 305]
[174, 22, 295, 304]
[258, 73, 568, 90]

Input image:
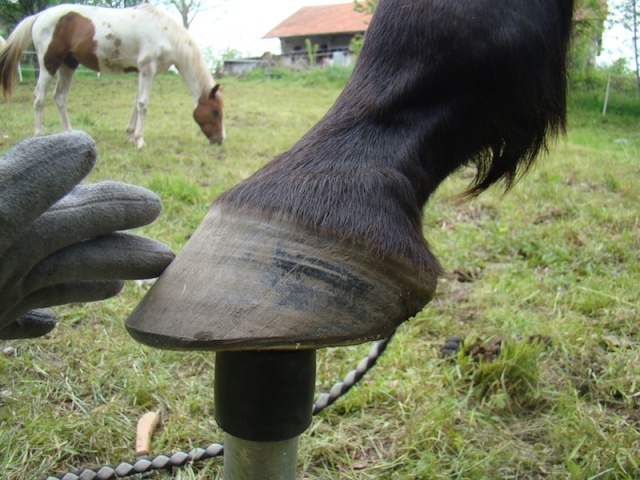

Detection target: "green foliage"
[0, 0, 148, 32]
[219, 47, 244, 61]
[299, 66, 354, 87]
[349, 33, 365, 55]
[0, 0, 58, 30]
[353, 0, 377, 14]
[305, 38, 319, 65]
[242, 65, 295, 81]
[204, 47, 247, 73]
[570, 68, 640, 117]
[241, 65, 353, 88]
[607, 57, 632, 75]
[571, 0, 608, 73]
[608, 0, 640, 36]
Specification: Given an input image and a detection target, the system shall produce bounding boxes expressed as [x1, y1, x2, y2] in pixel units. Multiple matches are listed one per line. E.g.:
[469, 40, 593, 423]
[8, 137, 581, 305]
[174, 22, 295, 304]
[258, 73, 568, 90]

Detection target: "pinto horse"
[127, 0, 575, 350]
[0, 4, 224, 147]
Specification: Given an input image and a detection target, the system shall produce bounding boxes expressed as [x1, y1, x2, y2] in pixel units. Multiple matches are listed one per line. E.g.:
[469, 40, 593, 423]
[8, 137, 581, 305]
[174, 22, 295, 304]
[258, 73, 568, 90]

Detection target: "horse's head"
[194, 84, 225, 145]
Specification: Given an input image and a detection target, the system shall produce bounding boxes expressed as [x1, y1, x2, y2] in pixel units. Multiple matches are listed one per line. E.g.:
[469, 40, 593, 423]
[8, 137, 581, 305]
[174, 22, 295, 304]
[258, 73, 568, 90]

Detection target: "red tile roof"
[264, 3, 373, 38]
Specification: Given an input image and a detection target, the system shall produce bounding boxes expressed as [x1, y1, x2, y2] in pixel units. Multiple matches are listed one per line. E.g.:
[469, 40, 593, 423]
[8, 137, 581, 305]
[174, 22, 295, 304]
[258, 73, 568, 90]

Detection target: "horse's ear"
[210, 84, 222, 97]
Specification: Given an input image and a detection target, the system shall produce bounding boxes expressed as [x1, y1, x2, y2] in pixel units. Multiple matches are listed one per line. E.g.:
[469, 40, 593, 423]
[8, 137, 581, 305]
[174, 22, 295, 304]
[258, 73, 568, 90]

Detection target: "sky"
[599, 24, 635, 67]
[185, 0, 636, 67]
[188, 0, 350, 58]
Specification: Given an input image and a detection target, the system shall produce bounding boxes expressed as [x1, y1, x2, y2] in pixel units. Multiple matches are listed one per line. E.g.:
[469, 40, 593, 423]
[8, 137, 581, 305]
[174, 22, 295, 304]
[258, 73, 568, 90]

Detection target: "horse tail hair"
[0, 14, 39, 100]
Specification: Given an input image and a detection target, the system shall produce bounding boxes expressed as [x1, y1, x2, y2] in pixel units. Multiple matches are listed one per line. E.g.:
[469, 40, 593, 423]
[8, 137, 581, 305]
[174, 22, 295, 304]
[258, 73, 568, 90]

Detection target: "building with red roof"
[264, 3, 372, 66]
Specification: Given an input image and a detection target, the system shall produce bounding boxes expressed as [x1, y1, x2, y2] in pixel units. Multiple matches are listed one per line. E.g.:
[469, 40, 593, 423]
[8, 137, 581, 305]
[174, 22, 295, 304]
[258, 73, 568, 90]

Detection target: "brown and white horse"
[0, 3, 224, 147]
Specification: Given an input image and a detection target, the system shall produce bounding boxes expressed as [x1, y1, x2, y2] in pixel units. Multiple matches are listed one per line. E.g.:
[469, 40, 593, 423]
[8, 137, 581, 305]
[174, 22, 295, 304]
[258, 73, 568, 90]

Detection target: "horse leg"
[53, 65, 75, 131]
[126, 103, 138, 142]
[129, 64, 156, 148]
[32, 69, 56, 135]
[126, 0, 574, 351]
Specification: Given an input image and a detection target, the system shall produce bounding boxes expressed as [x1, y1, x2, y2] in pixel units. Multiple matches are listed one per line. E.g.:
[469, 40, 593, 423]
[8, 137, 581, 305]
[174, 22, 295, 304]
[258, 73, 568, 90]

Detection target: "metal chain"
[42, 332, 395, 480]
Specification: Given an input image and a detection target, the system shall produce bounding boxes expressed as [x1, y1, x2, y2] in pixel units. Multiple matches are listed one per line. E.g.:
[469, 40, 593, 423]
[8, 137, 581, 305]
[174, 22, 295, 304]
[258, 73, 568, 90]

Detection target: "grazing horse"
[127, 0, 575, 350]
[0, 4, 224, 147]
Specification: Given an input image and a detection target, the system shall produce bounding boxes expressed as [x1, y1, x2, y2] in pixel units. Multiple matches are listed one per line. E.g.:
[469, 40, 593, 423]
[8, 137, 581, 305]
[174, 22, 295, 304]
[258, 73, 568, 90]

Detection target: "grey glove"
[0, 131, 175, 339]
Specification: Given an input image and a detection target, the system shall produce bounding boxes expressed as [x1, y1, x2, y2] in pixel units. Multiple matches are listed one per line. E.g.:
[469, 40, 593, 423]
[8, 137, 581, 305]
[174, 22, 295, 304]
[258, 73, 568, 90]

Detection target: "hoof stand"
[125, 207, 436, 351]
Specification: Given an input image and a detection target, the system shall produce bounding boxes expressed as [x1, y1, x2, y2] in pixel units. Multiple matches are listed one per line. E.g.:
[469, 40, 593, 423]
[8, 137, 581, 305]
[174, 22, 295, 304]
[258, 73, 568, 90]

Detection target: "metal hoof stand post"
[125, 213, 436, 478]
[215, 350, 316, 479]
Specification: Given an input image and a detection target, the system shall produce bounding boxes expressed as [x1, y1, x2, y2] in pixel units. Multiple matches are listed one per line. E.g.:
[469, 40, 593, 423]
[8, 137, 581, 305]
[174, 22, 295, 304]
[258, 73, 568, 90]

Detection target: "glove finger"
[0, 308, 56, 340]
[5, 280, 125, 324]
[1, 182, 162, 280]
[23, 232, 175, 294]
[0, 131, 96, 255]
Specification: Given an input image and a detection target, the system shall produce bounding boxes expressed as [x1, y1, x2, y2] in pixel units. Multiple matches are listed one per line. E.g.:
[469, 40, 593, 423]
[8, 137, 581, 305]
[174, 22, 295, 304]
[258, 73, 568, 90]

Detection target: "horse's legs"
[53, 65, 75, 131]
[128, 63, 157, 148]
[126, 104, 138, 142]
[33, 68, 56, 135]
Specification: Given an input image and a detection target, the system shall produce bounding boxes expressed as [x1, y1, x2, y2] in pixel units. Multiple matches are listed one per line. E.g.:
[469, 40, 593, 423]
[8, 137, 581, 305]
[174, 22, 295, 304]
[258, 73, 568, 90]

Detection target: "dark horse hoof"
[126, 207, 437, 351]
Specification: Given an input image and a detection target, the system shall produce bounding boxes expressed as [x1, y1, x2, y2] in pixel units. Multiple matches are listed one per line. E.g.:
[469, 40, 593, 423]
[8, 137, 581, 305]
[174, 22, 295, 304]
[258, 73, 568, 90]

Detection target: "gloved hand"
[0, 131, 175, 339]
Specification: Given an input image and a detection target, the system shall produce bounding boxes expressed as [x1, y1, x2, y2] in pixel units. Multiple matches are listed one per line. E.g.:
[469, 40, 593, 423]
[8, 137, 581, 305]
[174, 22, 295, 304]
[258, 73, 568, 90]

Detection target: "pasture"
[0, 69, 639, 479]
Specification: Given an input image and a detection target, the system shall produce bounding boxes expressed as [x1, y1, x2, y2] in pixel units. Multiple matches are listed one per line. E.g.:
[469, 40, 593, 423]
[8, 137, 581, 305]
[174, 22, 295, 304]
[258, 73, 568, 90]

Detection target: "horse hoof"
[126, 207, 437, 351]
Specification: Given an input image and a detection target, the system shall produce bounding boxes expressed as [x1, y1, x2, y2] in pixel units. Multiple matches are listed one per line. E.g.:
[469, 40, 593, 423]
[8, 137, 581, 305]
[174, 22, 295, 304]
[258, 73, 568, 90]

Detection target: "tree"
[0, 0, 59, 34]
[571, 0, 608, 74]
[353, 0, 376, 14]
[155, 0, 227, 30]
[0, 0, 145, 35]
[608, 0, 640, 95]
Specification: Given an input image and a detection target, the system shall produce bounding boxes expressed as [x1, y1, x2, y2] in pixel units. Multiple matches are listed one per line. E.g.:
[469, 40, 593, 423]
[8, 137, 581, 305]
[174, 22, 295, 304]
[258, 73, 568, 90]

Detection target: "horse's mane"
[139, 4, 214, 94]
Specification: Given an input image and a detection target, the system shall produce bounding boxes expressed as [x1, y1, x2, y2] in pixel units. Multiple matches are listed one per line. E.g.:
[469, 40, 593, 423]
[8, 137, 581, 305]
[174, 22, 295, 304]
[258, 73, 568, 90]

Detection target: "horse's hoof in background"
[128, 135, 145, 148]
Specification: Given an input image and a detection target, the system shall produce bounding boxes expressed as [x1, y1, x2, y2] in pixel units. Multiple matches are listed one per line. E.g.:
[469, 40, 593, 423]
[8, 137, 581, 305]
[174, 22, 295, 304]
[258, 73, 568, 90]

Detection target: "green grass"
[1, 69, 639, 479]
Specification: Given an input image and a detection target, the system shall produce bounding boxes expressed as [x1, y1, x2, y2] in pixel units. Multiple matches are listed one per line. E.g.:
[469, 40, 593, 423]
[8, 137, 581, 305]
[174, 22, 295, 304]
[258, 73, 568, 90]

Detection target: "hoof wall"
[126, 208, 436, 351]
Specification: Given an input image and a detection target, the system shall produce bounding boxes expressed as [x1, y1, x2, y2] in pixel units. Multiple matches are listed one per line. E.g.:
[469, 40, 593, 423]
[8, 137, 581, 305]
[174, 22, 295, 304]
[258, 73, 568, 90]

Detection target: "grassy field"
[0, 68, 639, 479]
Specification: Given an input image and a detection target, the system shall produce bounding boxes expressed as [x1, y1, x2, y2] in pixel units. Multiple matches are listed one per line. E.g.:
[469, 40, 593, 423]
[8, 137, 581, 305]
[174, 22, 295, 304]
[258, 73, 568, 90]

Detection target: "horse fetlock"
[33, 117, 44, 135]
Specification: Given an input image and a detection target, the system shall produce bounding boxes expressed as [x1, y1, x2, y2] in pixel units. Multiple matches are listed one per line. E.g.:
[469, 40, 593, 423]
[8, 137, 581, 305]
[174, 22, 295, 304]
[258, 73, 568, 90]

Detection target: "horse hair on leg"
[32, 69, 56, 136]
[126, 0, 575, 351]
[53, 65, 75, 131]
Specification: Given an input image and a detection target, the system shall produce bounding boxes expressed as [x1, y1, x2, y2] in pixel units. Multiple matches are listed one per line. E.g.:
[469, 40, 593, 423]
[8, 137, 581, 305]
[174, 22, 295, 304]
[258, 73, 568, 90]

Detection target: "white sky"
[597, 0, 636, 68]
[188, 0, 350, 58]
[184, 0, 636, 67]
[599, 24, 635, 67]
